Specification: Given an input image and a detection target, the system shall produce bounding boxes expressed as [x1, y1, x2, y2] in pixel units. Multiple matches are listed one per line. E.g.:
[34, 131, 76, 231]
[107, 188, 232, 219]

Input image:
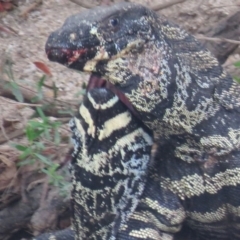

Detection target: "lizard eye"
[109, 18, 119, 27]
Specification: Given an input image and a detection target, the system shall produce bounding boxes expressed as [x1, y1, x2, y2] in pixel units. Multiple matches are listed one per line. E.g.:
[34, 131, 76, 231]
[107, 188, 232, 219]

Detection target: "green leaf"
[26, 125, 44, 142]
[43, 128, 51, 140]
[54, 128, 60, 145]
[34, 75, 46, 101]
[35, 142, 45, 150]
[37, 75, 46, 90]
[28, 120, 44, 128]
[234, 61, 240, 68]
[41, 164, 63, 186]
[36, 107, 47, 122]
[52, 82, 58, 99]
[234, 77, 240, 84]
[34, 153, 52, 166]
[19, 147, 33, 159]
[41, 168, 49, 175]
[13, 144, 28, 152]
[10, 82, 24, 102]
[17, 158, 36, 166]
[31, 95, 41, 103]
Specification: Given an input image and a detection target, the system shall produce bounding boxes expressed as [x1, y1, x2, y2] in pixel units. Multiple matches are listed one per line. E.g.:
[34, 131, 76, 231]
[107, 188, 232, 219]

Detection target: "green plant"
[13, 107, 67, 190]
[2, 57, 83, 195]
[3, 58, 24, 102]
[234, 61, 240, 84]
[2, 59, 65, 191]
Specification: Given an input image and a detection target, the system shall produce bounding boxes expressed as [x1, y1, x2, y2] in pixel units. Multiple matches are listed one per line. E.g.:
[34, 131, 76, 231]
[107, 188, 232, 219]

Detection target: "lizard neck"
[104, 40, 222, 139]
[104, 40, 240, 161]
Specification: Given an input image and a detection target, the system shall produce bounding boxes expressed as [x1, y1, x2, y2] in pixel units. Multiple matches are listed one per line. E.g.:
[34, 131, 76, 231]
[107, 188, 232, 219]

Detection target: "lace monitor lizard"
[45, 2, 240, 240]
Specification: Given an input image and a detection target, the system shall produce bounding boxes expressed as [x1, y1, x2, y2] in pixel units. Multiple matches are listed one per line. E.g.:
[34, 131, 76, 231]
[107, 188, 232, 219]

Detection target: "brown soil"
[0, 0, 240, 239]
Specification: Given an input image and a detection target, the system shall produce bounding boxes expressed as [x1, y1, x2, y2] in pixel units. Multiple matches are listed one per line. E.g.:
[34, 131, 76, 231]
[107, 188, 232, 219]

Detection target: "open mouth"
[45, 46, 136, 116]
[87, 74, 137, 116]
[46, 47, 89, 66]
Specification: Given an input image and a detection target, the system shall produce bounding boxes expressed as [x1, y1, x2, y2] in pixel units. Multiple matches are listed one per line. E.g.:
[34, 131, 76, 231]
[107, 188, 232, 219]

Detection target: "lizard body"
[45, 3, 240, 239]
[69, 88, 153, 239]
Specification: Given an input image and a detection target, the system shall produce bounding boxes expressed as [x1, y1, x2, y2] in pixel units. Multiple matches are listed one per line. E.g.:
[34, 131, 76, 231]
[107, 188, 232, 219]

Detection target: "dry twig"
[208, 4, 240, 11]
[69, 0, 188, 10]
[69, 0, 96, 9]
[0, 24, 18, 35]
[19, 0, 43, 18]
[0, 98, 42, 107]
[151, 0, 187, 11]
[196, 35, 240, 45]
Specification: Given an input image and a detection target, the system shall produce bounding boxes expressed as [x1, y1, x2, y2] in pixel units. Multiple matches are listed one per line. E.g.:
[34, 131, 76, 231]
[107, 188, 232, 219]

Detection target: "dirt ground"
[0, 0, 240, 239]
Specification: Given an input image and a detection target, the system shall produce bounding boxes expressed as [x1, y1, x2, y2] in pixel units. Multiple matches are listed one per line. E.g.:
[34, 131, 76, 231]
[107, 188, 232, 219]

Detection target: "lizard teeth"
[68, 49, 88, 65]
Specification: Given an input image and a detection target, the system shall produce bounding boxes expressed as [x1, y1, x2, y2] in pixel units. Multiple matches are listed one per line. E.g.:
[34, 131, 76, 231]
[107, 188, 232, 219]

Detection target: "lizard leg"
[116, 166, 186, 240]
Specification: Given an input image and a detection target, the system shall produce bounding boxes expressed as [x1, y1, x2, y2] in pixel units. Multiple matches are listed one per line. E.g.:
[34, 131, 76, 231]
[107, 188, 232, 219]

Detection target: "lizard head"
[46, 3, 220, 136]
[45, 3, 160, 117]
[46, 3, 153, 70]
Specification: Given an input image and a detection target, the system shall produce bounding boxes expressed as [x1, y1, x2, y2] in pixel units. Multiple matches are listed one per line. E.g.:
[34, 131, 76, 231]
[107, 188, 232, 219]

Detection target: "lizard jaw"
[47, 50, 137, 116]
[46, 46, 136, 115]
[46, 47, 93, 69]
[45, 33, 138, 116]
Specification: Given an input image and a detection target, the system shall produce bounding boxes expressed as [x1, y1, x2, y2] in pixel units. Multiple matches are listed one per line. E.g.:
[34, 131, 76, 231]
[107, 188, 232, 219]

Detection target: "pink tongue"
[87, 75, 138, 117]
[87, 75, 106, 90]
[106, 82, 137, 115]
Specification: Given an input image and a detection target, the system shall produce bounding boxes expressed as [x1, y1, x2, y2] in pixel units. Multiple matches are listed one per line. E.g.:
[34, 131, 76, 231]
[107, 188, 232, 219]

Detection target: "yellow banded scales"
[69, 88, 153, 240]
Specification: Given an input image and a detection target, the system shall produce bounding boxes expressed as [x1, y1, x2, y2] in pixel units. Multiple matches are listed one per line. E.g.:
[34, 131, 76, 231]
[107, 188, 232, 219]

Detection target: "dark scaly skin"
[46, 2, 240, 240]
[69, 88, 153, 240]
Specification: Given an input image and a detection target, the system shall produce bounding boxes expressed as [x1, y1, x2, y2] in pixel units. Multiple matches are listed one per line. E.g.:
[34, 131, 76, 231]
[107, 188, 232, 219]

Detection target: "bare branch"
[69, 0, 188, 10]
[19, 0, 43, 18]
[151, 0, 187, 11]
[196, 34, 240, 45]
[69, 0, 97, 9]
[0, 99, 42, 107]
[208, 4, 240, 11]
